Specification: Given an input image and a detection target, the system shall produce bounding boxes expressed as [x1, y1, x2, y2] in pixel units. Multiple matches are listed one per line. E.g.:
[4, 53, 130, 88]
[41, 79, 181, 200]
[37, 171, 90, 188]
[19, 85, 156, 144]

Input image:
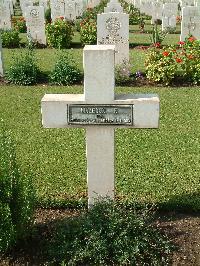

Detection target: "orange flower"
[188, 36, 196, 42]
[162, 51, 169, 56]
[176, 58, 182, 63]
[188, 54, 194, 60]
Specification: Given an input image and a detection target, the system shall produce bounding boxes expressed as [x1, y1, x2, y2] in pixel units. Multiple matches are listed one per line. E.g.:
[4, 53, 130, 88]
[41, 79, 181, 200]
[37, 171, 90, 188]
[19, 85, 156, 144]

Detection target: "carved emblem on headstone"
[30, 9, 39, 18]
[106, 17, 121, 36]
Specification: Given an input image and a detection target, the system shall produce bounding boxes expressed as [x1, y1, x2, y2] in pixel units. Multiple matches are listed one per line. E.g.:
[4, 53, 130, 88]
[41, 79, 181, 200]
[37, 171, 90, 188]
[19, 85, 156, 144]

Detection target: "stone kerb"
[97, 12, 129, 65]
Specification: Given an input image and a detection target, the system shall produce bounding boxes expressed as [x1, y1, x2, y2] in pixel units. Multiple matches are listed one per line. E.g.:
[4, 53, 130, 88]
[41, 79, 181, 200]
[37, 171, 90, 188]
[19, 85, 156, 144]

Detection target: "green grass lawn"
[0, 84, 200, 210]
[1, 27, 200, 211]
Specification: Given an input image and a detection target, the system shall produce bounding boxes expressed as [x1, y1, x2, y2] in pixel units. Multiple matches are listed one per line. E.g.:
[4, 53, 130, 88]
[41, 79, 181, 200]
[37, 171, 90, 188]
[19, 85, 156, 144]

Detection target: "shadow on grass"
[2, 192, 200, 265]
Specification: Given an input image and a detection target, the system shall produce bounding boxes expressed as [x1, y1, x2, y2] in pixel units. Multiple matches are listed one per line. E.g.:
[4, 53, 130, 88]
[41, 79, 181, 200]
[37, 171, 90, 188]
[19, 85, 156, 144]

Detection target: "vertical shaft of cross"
[83, 45, 115, 206]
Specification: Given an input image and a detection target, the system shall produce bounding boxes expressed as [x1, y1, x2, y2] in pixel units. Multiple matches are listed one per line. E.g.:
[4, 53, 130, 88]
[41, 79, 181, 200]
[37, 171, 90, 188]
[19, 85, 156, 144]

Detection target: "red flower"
[176, 58, 183, 63]
[60, 16, 64, 20]
[162, 51, 169, 57]
[178, 41, 185, 45]
[188, 36, 196, 42]
[154, 42, 161, 48]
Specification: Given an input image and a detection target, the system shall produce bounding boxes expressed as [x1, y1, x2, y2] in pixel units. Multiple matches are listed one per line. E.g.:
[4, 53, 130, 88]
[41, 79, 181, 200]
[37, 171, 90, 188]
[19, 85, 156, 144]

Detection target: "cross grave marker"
[41, 45, 160, 206]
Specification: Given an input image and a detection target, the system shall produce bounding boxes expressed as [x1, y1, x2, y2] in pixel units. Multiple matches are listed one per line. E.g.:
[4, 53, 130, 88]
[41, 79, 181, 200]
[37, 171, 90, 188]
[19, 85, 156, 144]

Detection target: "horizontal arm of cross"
[41, 93, 159, 129]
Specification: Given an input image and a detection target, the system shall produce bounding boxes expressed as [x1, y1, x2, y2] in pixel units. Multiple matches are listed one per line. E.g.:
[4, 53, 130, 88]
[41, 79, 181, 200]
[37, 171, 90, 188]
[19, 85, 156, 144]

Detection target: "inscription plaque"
[68, 105, 133, 125]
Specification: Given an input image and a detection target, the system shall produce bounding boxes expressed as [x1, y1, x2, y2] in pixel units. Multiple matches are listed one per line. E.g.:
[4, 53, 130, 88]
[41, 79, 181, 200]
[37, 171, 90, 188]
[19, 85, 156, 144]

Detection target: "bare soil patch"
[0, 209, 200, 266]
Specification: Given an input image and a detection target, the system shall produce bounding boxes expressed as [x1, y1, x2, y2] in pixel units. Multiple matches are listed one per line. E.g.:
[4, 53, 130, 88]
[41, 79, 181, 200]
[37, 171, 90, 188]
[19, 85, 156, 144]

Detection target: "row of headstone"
[133, 0, 200, 41]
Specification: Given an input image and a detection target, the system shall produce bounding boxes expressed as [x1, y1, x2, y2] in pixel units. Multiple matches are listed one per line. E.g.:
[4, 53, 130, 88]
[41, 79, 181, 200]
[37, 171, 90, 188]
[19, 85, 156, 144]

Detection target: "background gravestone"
[162, 3, 178, 31]
[151, 1, 163, 23]
[104, 0, 123, 13]
[65, 0, 76, 21]
[50, 0, 65, 21]
[39, 0, 48, 12]
[26, 6, 46, 45]
[0, 1, 12, 30]
[97, 4, 129, 65]
[181, 6, 200, 40]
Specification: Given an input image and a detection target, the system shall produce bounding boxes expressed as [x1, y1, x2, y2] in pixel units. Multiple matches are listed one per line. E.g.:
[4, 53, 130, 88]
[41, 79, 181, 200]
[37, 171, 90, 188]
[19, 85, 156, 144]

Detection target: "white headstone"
[21, 0, 33, 17]
[181, 6, 200, 40]
[75, 0, 83, 18]
[180, 0, 195, 7]
[162, 3, 178, 30]
[0, 1, 12, 30]
[39, 0, 48, 11]
[152, 1, 163, 23]
[97, 12, 129, 65]
[104, 0, 123, 13]
[65, 0, 76, 20]
[41, 45, 160, 206]
[0, 34, 4, 77]
[26, 6, 46, 45]
[50, 0, 65, 21]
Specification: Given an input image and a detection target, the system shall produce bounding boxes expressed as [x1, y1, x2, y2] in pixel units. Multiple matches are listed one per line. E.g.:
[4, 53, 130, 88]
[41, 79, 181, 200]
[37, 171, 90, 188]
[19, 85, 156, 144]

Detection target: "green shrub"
[48, 200, 173, 265]
[177, 36, 200, 84]
[6, 49, 40, 85]
[46, 18, 74, 49]
[149, 23, 167, 47]
[80, 18, 97, 45]
[145, 46, 177, 85]
[0, 30, 20, 48]
[145, 36, 200, 85]
[0, 125, 35, 254]
[49, 52, 82, 85]
[45, 7, 51, 24]
[14, 17, 27, 33]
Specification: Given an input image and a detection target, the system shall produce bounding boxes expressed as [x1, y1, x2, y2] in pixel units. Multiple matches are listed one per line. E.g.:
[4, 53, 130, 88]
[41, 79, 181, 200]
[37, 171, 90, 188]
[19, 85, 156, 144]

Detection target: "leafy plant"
[145, 46, 177, 85]
[0, 124, 35, 254]
[0, 29, 20, 48]
[45, 7, 51, 24]
[6, 48, 40, 85]
[49, 52, 82, 85]
[146, 36, 200, 85]
[115, 59, 132, 85]
[47, 200, 173, 265]
[14, 17, 27, 33]
[80, 18, 97, 45]
[46, 18, 74, 49]
[149, 23, 167, 47]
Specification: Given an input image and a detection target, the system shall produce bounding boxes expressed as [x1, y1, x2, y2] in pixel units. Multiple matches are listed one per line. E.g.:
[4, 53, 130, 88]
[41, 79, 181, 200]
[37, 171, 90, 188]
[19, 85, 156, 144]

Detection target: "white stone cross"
[41, 45, 159, 206]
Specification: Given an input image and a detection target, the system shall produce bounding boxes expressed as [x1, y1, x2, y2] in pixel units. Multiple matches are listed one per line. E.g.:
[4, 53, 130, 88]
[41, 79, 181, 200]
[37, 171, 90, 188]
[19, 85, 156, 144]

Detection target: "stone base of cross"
[41, 45, 159, 206]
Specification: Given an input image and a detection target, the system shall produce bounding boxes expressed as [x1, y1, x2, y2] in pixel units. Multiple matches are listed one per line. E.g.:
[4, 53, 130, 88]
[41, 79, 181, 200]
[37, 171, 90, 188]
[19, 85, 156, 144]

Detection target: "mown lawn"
[0, 84, 200, 210]
[1, 24, 200, 210]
